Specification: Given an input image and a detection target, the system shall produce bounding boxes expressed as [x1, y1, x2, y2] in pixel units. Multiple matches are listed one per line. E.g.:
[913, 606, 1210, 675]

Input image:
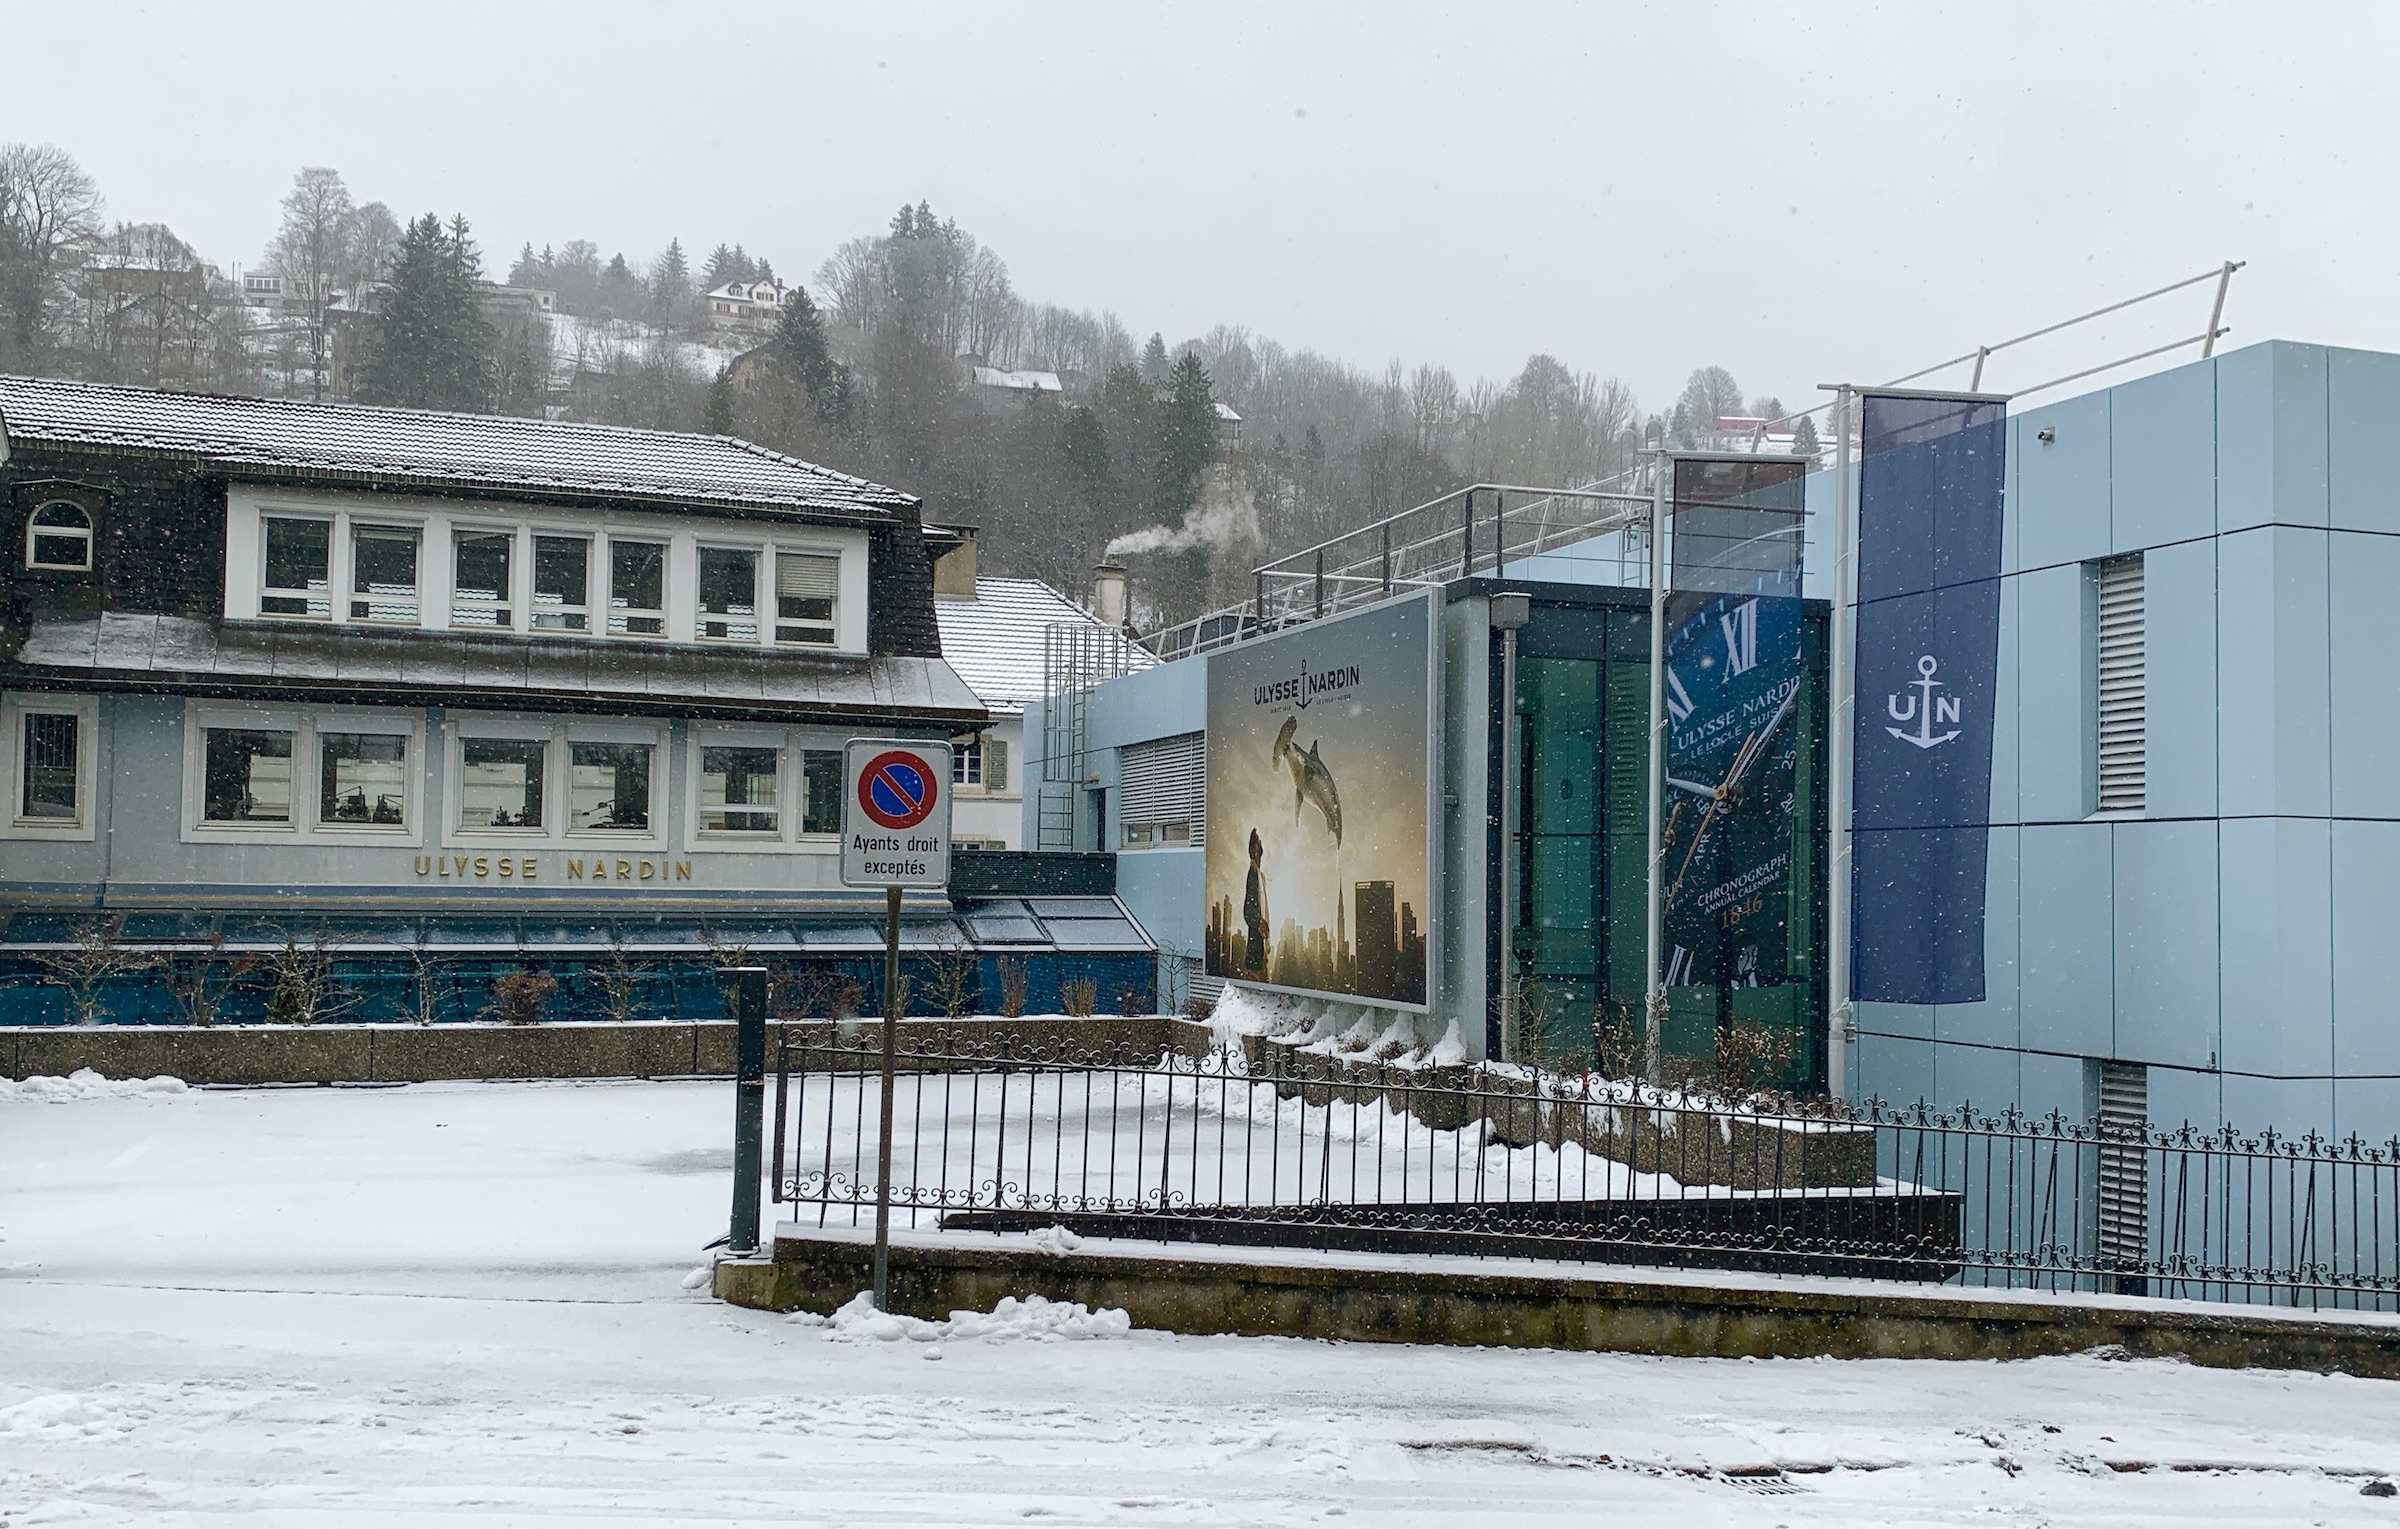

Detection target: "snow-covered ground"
[6, 1074, 2400, 1525]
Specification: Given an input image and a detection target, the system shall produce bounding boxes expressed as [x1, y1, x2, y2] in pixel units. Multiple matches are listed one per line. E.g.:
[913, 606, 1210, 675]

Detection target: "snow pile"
[1025, 1224, 1083, 1255]
[792, 1290, 1131, 1344]
[0, 1069, 188, 1103]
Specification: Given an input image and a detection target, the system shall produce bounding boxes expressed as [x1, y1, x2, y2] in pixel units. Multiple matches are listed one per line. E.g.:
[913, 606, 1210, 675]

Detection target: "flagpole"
[1825, 388, 1856, 1102]
[1643, 451, 1668, 1084]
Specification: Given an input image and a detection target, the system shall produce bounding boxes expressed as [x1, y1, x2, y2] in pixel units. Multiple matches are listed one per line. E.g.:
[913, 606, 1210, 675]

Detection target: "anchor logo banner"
[1851, 393, 2007, 1007]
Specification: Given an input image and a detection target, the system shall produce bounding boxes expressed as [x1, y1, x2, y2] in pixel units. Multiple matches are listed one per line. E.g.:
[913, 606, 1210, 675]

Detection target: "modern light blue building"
[1037, 339, 2400, 1145]
[1852, 339, 2400, 1148]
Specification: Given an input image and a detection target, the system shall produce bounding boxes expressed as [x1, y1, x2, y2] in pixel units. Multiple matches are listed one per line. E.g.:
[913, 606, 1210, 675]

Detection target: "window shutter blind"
[776, 553, 840, 598]
[2095, 554, 2146, 812]
[985, 738, 1007, 792]
[1118, 731, 1206, 844]
[2095, 1060, 2150, 1274]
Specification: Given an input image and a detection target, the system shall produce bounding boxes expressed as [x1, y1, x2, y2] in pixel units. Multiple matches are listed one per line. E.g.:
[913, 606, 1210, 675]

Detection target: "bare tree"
[154, 930, 261, 1028]
[0, 142, 104, 371]
[262, 928, 359, 1025]
[591, 935, 654, 1024]
[266, 167, 356, 399]
[29, 913, 146, 1027]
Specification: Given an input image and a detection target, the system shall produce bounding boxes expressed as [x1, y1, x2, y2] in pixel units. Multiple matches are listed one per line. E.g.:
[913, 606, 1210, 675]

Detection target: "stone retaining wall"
[2, 1016, 1212, 1085]
[721, 1225, 2400, 1377]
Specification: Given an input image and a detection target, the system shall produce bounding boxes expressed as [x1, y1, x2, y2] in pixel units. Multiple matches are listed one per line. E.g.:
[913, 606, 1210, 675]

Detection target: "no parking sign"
[839, 739, 953, 889]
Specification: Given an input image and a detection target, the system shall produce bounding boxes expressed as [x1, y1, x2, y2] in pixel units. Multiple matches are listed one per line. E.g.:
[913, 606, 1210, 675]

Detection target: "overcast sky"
[7, 2, 2393, 413]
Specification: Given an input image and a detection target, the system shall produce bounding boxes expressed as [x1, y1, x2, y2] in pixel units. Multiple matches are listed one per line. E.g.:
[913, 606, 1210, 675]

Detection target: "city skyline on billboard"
[1203, 592, 1436, 1010]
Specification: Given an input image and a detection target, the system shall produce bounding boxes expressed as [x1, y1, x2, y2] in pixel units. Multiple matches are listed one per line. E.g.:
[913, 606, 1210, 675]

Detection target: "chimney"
[1092, 561, 1128, 627]
[931, 525, 978, 598]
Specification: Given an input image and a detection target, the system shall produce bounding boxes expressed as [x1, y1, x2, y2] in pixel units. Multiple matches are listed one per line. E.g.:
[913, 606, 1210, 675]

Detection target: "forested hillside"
[0, 149, 1807, 627]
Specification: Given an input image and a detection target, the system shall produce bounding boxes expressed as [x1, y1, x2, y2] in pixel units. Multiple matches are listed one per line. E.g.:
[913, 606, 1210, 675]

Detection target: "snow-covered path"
[6, 1076, 2399, 1525]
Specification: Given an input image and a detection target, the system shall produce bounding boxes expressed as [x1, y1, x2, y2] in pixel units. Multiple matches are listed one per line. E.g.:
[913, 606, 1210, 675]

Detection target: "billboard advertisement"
[1203, 592, 1436, 1008]
[1660, 590, 1811, 998]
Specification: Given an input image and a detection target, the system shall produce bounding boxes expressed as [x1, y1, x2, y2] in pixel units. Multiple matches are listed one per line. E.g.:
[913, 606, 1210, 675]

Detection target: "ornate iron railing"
[771, 1030, 2400, 1311]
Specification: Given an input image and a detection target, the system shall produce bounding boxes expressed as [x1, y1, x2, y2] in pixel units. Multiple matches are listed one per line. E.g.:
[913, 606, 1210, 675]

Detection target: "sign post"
[838, 739, 952, 1311]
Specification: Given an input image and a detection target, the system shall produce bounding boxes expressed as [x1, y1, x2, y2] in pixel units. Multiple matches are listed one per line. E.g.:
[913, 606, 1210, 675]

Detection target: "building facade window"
[21, 711, 79, 820]
[4, 694, 99, 839]
[261, 516, 332, 617]
[775, 551, 839, 646]
[203, 727, 295, 822]
[699, 744, 780, 832]
[459, 736, 546, 828]
[697, 547, 761, 641]
[26, 501, 94, 570]
[609, 539, 667, 636]
[184, 704, 425, 844]
[350, 525, 421, 623]
[318, 731, 410, 826]
[569, 741, 654, 832]
[452, 530, 514, 628]
[532, 535, 589, 632]
[802, 748, 843, 834]
[953, 740, 983, 786]
[230, 492, 869, 652]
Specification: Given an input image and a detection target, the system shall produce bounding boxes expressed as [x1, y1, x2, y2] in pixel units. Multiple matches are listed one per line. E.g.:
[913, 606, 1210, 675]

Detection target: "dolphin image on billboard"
[1203, 593, 1434, 1008]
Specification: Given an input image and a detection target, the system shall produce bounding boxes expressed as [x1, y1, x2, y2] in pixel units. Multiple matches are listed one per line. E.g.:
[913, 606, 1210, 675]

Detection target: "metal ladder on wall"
[1037, 622, 1137, 851]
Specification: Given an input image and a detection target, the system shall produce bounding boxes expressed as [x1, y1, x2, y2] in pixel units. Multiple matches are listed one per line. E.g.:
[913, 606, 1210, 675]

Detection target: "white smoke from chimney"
[1103, 470, 1263, 560]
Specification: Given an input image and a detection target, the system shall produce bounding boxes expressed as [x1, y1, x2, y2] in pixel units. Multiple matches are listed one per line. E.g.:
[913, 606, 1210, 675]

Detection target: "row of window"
[231, 496, 860, 651]
[8, 701, 1002, 849]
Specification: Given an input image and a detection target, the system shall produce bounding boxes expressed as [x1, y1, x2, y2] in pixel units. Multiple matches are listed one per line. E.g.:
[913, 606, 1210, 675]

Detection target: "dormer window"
[26, 501, 94, 571]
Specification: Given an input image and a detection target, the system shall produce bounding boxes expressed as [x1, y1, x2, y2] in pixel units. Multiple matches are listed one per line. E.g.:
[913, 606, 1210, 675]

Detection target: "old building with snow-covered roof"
[0, 377, 1156, 1023]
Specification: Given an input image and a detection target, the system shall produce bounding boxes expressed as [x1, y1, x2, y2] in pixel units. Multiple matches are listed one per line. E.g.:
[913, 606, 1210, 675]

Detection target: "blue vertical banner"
[1851, 393, 2007, 1005]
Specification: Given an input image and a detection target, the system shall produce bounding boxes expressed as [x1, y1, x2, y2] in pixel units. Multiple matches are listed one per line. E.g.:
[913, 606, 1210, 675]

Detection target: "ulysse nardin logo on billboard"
[1250, 657, 1363, 711]
[1884, 653, 1962, 750]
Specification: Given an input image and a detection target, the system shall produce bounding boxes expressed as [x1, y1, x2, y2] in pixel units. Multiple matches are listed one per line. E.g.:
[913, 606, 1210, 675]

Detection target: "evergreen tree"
[1139, 332, 1170, 385]
[773, 284, 850, 427]
[1791, 414, 1821, 458]
[1153, 351, 1218, 520]
[648, 238, 690, 324]
[355, 213, 494, 412]
[703, 366, 736, 436]
[509, 242, 539, 286]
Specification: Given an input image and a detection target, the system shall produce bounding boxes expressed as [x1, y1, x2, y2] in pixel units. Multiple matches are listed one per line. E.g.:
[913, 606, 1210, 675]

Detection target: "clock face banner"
[1851, 392, 2008, 1006]
[1661, 591, 1810, 996]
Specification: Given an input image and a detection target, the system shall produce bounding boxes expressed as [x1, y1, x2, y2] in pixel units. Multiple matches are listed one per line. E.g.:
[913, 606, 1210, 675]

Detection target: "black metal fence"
[772, 1031, 2400, 1312]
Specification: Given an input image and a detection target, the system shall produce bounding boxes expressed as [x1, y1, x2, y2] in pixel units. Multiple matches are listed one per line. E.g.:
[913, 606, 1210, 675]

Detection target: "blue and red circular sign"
[857, 750, 939, 830]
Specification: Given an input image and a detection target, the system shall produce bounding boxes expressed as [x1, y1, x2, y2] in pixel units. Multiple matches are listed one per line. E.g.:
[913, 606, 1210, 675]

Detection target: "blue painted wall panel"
[1114, 847, 1205, 962]
[2142, 536, 2218, 820]
[2330, 818, 2400, 1076]
[2327, 529, 2400, 820]
[2216, 344, 2276, 534]
[2017, 823, 2114, 1057]
[2218, 817, 2332, 1078]
[1988, 576, 2022, 825]
[2013, 390, 2113, 574]
[2272, 342, 2330, 531]
[2013, 564, 2091, 822]
[2328, 347, 2400, 536]
[2269, 526, 2332, 818]
[2109, 359, 2217, 553]
[1853, 1025, 1934, 1109]
[2111, 819, 2219, 1068]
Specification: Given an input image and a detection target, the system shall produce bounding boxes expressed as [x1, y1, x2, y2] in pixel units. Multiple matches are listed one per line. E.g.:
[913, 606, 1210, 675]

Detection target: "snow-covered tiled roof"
[933, 576, 1155, 715]
[0, 374, 914, 518]
[969, 367, 1063, 394]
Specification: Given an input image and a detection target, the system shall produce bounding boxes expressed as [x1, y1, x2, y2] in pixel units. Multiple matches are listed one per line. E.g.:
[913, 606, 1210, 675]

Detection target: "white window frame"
[3, 692, 99, 841]
[223, 486, 872, 656]
[563, 721, 666, 843]
[448, 716, 558, 842]
[180, 701, 424, 846]
[681, 726, 850, 855]
[24, 500, 95, 572]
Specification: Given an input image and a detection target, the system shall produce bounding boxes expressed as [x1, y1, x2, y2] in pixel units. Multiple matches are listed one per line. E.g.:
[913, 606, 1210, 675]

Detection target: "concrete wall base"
[721, 1225, 2400, 1378]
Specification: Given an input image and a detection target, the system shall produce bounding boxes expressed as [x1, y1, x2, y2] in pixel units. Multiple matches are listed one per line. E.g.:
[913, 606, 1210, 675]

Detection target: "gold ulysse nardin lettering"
[411, 855, 689, 885]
